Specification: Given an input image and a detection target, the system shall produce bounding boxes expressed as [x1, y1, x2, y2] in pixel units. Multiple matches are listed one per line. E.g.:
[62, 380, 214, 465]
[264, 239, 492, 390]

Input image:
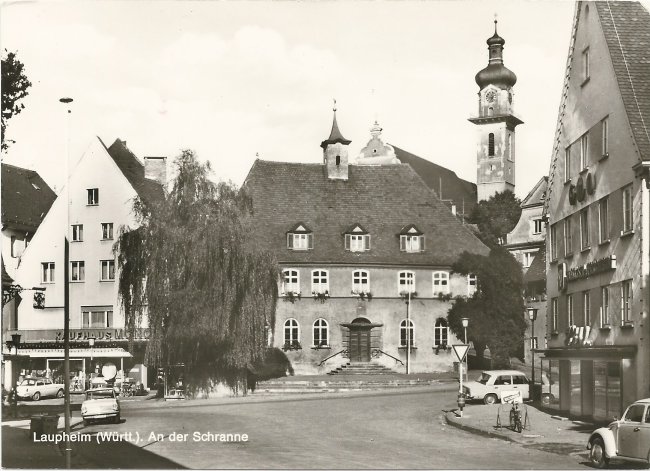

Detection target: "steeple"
[321, 101, 351, 180]
[475, 19, 517, 90]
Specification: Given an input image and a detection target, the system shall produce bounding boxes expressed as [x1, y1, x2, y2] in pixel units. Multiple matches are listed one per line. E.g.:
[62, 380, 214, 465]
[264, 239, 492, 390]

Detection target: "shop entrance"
[348, 318, 372, 362]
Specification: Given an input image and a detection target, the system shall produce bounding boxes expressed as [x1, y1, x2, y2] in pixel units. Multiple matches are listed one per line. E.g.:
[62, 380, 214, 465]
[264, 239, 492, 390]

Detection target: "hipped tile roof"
[596, 1, 650, 162]
[244, 160, 488, 266]
[1, 163, 56, 232]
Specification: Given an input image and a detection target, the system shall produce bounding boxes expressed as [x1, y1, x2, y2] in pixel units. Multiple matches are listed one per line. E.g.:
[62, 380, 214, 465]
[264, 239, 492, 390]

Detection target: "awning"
[536, 345, 637, 359]
[16, 347, 133, 359]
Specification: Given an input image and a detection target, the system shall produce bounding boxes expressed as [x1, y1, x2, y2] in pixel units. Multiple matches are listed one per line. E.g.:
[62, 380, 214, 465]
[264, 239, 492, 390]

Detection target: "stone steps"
[253, 378, 436, 395]
[327, 362, 397, 375]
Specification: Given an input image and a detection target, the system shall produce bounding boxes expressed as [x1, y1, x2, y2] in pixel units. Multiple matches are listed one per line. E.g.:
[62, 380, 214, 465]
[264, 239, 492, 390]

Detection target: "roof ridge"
[604, 0, 650, 157]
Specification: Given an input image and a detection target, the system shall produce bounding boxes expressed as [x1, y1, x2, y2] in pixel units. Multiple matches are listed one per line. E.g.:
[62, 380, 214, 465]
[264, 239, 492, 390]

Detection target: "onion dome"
[475, 20, 517, 90]
[320, 103, 351, 149]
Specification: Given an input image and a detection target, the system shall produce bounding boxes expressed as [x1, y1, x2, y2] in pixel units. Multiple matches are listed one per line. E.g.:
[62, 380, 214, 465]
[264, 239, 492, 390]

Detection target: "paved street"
[67, 387, 588, 469]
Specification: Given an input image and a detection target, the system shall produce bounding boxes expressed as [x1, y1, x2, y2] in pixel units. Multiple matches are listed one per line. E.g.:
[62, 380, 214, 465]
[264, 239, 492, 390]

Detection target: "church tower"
[469, 20, 523, 202]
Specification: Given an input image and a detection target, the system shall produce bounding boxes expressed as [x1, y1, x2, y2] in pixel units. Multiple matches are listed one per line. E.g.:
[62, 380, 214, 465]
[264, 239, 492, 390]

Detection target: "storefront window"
[570, 360, 581, 416]
[542, 359, 560, 410]
[607, 362, 621, 420]
[594, 361, 607, 420]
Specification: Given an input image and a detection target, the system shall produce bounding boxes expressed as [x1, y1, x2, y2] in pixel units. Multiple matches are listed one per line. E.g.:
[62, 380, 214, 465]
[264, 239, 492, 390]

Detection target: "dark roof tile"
[1, 163, 56, 232]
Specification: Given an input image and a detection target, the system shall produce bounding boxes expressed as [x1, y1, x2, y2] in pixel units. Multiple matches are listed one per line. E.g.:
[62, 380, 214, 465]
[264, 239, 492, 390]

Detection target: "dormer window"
[399, 225, 425, 253]
[287, 223, 313, 251]
[344, 224, 370, 252]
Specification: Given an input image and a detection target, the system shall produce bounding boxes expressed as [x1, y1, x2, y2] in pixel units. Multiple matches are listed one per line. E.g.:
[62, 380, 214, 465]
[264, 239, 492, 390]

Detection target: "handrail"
[373, 349, 404, 366]
[318, 349, 348, 366]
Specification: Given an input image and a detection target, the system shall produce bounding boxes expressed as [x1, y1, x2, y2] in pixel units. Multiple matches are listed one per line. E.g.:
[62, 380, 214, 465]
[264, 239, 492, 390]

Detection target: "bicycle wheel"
[514, 416, 523, 433]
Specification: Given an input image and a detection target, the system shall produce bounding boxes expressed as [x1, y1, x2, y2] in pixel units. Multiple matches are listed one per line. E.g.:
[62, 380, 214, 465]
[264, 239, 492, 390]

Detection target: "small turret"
[321, 102, 351, 180]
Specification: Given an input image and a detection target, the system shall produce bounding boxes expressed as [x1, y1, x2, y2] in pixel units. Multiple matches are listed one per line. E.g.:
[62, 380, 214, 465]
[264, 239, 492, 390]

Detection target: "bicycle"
[509, 402, 523, 433]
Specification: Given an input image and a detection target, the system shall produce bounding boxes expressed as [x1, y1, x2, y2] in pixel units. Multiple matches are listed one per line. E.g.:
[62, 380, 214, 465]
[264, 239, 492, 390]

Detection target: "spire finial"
[494, 13, 498, 34]
[333, 98, 337, 112]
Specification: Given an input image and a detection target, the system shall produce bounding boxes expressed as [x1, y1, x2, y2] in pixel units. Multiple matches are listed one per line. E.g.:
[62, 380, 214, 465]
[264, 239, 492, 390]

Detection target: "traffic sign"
[452, 344, 470, 363]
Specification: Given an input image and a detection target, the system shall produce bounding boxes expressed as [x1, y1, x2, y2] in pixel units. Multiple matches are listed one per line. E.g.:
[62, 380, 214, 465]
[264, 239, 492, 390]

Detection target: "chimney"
[144, 156, 167, 185]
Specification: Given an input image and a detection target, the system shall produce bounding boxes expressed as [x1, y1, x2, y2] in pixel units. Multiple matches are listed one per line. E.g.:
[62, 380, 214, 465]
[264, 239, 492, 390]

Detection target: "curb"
[444, 411, 516, 443]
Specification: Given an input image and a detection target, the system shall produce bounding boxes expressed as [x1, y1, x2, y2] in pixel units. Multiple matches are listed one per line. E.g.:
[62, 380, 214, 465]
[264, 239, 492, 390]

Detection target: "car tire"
[56, 389, 64, 398]
[483, 394, 498, 405]
[32, 392, 40, 401]
[589, 437, 609, 469]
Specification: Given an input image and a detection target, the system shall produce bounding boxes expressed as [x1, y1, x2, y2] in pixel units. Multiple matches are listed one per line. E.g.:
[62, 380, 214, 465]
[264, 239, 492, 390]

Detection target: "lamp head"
[11, 333, 21, 347]
[527, 307, 538, 321]
[88, 338, 95, 347]
[461, 317, 469, 328]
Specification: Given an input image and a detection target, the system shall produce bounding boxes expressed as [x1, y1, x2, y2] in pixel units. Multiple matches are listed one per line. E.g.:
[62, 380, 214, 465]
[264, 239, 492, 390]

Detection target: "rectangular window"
[622, 186, 633, 233]
[467, 274, 477, 296]
[101, 223, 114, 240]
[580, 133, 588, 169]
[399, 271, 416, 294]
[582, 47, 590, 82]
[551, 224, 558, 260]
[583, 291, 591, 326]
[352, 270, 369, 294]
[87, 188, 99, 205]
[567, 294, 574, 326]
[311, 270, 329, 294]
[522, 251, 535, 268]
[100, 260, 115, 281]
[580, 208, 590, 250]
[565, 147, 571, 182]
[345, 234, 370, 252]
[71, 224, 83, 242]
[400, 235, 424, 252]
[621, 280, 632, 323]
[41, 262, 55, 283]
[564, 217, 573, 255]
[288, 233, 313, 250]
[70, 261, 85, 282]
[599, 198, 609, 243]
[282, 269, 299, 294]
[432, 271, 449, 296]
[602, 117, 609, 157]
[552, 298, 558, 332]
[81, 308, 113, 328]
[533, 219, 543, 235]
[601, 286, 610, 327]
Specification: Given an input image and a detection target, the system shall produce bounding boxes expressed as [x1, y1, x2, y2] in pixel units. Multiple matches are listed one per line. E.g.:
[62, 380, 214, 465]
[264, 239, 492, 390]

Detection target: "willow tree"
[114, 150, 278, 393]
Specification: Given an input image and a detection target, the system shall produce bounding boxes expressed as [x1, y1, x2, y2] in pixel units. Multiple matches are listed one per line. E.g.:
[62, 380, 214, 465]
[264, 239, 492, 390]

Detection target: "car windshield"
[20, 379, 37, 386]
[478, 373, 491, 385]
[86, 390, 115, 400]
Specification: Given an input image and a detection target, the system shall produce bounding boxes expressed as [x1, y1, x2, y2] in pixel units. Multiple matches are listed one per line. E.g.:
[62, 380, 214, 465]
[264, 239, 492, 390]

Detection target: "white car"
[81, 388, 121, 425]
[462, 369, 530, 404]
[16, 378, 65, 401]
[587, 398, 650, 468]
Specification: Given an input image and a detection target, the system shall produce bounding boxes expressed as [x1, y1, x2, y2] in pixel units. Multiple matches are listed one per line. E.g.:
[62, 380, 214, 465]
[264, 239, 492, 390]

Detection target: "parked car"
[587, 397, 650, 468]
[462, 370, 530, 404]
[81, 388, 121, 425]
[16, 377, 64, 401]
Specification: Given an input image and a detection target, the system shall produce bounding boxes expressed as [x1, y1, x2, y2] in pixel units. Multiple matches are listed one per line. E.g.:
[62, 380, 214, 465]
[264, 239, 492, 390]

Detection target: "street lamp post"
[461, 317, 469, 381]
[527, 307, 538, 386]
[59, 96, 73, 469]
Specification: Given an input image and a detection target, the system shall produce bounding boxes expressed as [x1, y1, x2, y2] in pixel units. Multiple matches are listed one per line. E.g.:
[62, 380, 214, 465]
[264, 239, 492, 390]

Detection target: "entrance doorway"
[348, 318, 372, 362]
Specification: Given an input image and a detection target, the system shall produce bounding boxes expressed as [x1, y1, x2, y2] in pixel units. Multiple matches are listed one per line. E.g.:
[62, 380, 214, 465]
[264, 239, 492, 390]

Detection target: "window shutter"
[420, 236, 425, 252]
[308, 234, 314, 250]
[345, 234, 350, 250]
[365, 235, 371, 250]
[287, 233, 293, 249]
[400, 235, 406, 251]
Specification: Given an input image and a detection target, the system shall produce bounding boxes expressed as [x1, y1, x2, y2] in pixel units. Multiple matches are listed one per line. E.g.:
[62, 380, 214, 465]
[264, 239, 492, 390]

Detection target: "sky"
[0, 0, 605, 198]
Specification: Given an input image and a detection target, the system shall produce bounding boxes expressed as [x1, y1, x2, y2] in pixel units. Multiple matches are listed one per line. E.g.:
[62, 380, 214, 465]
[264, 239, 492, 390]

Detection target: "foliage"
[1, 50, 32, 152]
[114, 150, 278, 393]
[447, 247, 526, 368]
[247, 347, 294, 390]
[469, 190, 522, 248]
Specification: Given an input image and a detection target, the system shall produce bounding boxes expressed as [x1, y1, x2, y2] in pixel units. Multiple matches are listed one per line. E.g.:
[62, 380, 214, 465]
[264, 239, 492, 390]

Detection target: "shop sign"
[566, 255, 617, 282]
[55, 328, 151, 342]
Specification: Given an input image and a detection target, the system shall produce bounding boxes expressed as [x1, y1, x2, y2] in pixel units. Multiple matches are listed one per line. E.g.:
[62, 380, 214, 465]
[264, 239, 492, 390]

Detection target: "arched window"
[352, 270, 369, 294]
[400, 319, 414, 347]
[433, 271, 450, 296]
[313, 319, 329, 347]
[434, 318, 449, 347]
[398, 271, 415, 294]
[284, 318, 300, 345]
[488, 133, 495, 156]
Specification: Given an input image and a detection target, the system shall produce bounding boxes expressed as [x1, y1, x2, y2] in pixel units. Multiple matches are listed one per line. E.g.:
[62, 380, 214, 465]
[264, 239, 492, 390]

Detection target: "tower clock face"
[485, 90, 497, 103]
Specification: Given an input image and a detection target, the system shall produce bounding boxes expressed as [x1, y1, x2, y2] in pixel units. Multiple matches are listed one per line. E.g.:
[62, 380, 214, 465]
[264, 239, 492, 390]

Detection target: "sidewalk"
[445, 401, 597, 456]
